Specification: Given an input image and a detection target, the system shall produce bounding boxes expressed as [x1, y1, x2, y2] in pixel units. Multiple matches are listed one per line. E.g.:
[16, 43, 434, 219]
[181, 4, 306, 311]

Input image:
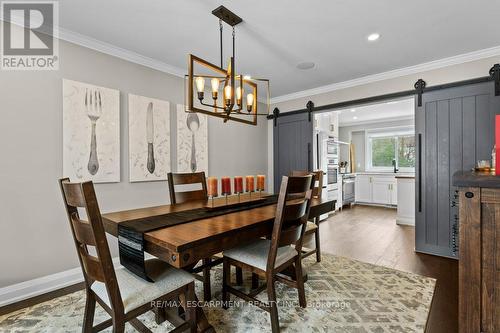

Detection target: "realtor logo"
[1, 1, 59, 70]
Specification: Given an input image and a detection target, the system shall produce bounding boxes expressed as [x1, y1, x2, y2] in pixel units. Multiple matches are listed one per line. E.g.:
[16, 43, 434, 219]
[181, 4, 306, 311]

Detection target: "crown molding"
[58, 28, 186, 77]
[271, 45, 500, 104]
[2, 16, 186, 78]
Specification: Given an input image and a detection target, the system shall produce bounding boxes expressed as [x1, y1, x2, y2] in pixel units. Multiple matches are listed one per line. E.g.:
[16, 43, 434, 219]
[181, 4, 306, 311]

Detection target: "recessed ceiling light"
[353, 116, 358, 120]
[367, 33, 380, 42]
[350, 109, 356, 112]
[296, 62, 315, 70]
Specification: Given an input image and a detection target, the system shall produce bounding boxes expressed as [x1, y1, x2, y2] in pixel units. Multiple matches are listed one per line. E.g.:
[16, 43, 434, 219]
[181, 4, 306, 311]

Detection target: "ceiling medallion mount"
[186, 5, 270, 126]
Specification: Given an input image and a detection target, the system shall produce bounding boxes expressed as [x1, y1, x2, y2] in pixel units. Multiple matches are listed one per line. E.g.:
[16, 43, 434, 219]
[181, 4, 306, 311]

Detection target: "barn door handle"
[418, 133, 422, 212]
[307, 142, 312, 171]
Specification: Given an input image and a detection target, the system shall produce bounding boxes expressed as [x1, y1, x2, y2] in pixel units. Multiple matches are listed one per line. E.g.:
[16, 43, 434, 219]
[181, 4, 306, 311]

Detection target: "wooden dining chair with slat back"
[222, 175, 314, 333]
[167, 172, 224, 301]
[167, 172, 208, 204]
[290, 170, 324, 262]
[59, 178, 197, 333]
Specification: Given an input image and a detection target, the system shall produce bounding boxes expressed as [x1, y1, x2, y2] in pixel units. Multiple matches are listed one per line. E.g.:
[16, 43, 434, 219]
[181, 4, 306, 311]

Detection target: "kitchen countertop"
[452, 170, 500, 188]
[355, 172, 415, 177]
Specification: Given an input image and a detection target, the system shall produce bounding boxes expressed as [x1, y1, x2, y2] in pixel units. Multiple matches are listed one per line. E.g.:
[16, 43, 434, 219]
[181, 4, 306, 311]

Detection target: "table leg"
[184, 263, 215, 333]
[202, 258, 212, 301]
[179, 292, 215, 333]
[235, 266, 243, 285]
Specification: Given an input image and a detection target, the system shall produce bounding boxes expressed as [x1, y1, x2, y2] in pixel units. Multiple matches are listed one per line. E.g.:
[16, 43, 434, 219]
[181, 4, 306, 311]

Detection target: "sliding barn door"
[415, 81, 500, 258]
[273, 113, 313, 191]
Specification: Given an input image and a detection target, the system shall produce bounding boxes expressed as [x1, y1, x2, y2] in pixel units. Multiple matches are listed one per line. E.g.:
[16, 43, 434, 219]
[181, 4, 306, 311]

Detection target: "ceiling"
[58, 0, 500, 97]
[336, 98, 415, 126]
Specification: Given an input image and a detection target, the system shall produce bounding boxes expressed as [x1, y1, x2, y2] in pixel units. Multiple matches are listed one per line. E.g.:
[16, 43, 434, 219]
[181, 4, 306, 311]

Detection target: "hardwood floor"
[304, 204, 458, 333]
[1, 204, 458, 333]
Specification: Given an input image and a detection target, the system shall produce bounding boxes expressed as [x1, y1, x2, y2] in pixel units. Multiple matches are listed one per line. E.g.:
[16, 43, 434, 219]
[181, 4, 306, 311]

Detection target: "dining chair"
[59, 178, 196, 333]
[167, 172, 228, 301]
[221, 175, 314, 333]
[167, 172, 208, 204]
[290, 170, 324, 262]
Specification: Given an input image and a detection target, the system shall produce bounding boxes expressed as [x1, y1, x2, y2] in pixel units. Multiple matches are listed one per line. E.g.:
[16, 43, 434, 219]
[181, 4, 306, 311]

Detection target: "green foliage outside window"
[369, 132, 415, 170]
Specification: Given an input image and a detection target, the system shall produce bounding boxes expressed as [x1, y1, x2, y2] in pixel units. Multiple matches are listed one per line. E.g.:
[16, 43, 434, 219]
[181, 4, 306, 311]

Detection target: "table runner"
[118, 195, 279, 281]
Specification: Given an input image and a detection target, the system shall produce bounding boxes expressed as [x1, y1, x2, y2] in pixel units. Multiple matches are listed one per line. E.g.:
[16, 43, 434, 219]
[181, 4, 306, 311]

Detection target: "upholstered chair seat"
[223, 239, 298, 271]
[91, 259, 194, 313]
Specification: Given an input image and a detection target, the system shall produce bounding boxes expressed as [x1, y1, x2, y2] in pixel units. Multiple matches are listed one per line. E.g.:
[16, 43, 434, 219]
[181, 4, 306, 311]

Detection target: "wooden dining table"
[102, 193, 336, 332]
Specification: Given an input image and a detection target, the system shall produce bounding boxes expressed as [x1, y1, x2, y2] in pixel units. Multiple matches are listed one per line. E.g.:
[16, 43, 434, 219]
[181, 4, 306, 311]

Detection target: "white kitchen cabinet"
[355, 173, 399, 206]
[390, 181, 398, 205]
[396, 177, 415, 225]
[355, 175, 372, 202]
[314, 112, 339, 137]
[372, 178, 392, 204]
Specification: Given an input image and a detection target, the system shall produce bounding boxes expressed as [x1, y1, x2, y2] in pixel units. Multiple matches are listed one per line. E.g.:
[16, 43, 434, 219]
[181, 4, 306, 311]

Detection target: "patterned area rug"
[0, 254, 435, 332]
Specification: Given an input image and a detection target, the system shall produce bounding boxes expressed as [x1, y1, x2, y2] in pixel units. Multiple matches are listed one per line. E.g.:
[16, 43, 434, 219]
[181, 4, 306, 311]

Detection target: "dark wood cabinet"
[453, 171, 500, 333]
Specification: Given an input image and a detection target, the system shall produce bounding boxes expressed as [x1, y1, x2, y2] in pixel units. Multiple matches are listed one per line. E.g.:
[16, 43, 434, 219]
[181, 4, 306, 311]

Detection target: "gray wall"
[0, 40, 268, 287]
[338, 118, 414, 172]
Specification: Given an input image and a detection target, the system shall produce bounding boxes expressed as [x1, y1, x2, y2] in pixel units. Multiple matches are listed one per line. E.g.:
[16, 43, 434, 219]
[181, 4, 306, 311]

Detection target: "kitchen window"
[366, 127, 415, 172]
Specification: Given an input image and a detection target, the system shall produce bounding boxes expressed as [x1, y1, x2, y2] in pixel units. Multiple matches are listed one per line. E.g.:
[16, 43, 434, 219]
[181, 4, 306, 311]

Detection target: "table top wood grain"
[102, 193, 335, 268]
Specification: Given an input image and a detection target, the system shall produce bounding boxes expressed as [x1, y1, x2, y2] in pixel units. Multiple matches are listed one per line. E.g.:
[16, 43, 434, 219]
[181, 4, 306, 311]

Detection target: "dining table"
[102, 192, 336, 332]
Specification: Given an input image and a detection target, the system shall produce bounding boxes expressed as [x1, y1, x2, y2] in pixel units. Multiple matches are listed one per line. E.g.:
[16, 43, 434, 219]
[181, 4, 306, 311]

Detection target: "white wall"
[268, 55, 500, 185]
[0, 39, 268, 288]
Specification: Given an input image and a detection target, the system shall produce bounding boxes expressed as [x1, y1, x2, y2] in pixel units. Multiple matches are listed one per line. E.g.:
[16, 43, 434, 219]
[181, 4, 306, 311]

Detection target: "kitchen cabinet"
[453, 171, 500, 333]
[355, 175, 372, 202]
[314, 112, 338, 137]
[355, 174, 398, 206]
[396, 176, 414, 225]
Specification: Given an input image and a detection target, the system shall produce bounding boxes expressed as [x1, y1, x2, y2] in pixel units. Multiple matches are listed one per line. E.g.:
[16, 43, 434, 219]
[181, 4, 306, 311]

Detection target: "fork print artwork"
[63, 79, 120, 183]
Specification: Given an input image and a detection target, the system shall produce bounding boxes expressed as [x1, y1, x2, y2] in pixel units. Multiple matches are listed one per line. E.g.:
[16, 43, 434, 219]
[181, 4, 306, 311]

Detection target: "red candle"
[207, 177, 218, 197]
[234, 176, 243, 193]
[257, 175, 266, 191]
[496, 115, 500, 175]
[221, 177, 231, 195]
[246, 175, 255, 192]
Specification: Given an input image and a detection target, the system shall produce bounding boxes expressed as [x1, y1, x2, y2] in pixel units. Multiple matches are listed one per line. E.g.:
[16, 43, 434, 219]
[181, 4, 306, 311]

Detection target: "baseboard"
[396, 216, 415, 226]
[0, 258, 121, 307]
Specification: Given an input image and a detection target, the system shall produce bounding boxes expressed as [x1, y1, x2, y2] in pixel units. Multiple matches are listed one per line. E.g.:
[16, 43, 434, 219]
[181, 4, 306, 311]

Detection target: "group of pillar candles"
[206, 175, 265, 197]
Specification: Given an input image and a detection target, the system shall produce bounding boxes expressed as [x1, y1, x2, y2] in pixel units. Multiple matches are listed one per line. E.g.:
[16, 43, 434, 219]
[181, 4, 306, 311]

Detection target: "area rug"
[0, 254, 435, 332]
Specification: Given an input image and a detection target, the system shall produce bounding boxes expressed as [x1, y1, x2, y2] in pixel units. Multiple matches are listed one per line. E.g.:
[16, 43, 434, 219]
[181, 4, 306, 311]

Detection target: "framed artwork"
[176, 104, 208, 173]
[63, 79, 120, 183]
[128, 94, 171, 182]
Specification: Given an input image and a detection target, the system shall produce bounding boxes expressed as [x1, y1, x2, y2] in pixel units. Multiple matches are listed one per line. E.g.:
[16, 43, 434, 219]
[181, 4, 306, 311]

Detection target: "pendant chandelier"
[186, 6, 270, 126]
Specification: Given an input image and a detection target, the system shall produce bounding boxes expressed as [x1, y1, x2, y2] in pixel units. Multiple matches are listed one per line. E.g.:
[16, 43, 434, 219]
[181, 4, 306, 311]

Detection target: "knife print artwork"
[128, 94, 170, 182]
[146, 102, 155, 174]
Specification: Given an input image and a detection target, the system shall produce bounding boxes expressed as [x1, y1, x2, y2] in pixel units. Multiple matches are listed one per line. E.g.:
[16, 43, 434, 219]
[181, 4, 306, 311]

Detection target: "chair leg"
[202, 258, 212, 301]
[314, 217, 321, 262]
[251, 273, 259, 289]
[82, 291, 96, 333]
[266, 277, 280, 333]
[294, 258, 307, 308]
[235, 266, 243, 285]
[222, 259, 230, 309]
[112, 316, 125, 333]
[314, 228, 321, 263]
[185, 283, 197, 333]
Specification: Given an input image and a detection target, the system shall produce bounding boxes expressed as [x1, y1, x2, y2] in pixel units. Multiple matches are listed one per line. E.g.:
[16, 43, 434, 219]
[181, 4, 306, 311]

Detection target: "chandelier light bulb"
[195, 77, 205, 100]
[236, 87, 242, 105]
[246, 93, 254, 112]
[211, 78, 219, 100]
[224, 85, 232, 107]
